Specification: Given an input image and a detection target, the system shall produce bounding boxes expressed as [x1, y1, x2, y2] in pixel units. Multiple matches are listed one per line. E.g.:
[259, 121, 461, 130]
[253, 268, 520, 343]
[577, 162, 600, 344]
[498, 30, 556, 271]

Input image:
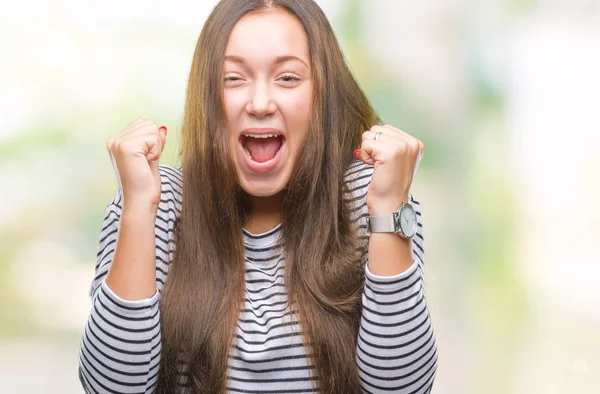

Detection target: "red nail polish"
[353, 149, 361, 157]
[159, 126, 167, 133]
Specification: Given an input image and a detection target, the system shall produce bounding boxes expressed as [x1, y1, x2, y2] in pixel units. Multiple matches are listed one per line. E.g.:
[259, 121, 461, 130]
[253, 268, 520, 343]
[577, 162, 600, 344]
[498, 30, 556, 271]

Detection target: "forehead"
[225, 8, 310, 65]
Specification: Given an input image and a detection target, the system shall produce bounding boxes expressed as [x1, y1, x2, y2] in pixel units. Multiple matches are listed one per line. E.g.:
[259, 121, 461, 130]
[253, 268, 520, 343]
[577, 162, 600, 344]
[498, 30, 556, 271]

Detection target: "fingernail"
[353, 149, 361, 157]
[159, 126, 167, 133]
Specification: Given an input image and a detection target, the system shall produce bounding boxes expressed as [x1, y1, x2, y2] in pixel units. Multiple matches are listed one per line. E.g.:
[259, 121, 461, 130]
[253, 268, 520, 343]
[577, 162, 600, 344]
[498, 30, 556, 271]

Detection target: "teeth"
[244, 134, 277, 138]
[243, 145, 253, 160]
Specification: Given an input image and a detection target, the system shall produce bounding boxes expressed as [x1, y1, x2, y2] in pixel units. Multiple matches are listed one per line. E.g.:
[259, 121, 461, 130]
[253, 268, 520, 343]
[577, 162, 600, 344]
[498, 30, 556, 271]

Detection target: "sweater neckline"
[242, 222, 283, 248]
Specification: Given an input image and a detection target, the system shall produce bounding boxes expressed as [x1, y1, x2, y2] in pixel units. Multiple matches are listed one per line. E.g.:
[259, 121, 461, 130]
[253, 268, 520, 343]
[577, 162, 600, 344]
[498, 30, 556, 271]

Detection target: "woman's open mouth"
[239, 133, 286, 173]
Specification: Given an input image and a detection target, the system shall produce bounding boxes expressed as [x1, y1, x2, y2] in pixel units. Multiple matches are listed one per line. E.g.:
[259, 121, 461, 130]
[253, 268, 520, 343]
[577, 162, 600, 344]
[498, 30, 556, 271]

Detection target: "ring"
[374, 131, 382, 141]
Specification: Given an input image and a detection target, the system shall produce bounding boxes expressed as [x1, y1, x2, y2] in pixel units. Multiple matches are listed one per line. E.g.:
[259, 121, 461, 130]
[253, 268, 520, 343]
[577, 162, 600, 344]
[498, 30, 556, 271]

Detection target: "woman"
[78, 0, 437, 393]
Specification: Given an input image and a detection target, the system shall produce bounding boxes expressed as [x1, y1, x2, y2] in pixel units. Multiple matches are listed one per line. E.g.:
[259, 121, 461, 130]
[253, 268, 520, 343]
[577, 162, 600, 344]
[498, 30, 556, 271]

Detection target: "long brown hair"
[157, 1, 380, 392]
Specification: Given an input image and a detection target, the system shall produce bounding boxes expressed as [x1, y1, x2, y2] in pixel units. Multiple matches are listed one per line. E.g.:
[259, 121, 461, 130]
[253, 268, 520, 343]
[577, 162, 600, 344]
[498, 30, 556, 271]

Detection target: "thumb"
[158, 126, 168, 154]
[148, 125, 167, 184]
[146, 125, 167, 163]
[354, 145, 376, 166]
[413, 150, 423, 179]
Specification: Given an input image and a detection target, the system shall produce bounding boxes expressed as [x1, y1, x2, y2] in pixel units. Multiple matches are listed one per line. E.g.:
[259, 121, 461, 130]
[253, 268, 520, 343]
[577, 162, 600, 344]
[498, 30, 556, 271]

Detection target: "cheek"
[292, 100, 312, 145]
[223, 92, 244, 123]
[223, 94, 241, 143]
[294, 99, 312, 122]
[284, 90, 312, 137]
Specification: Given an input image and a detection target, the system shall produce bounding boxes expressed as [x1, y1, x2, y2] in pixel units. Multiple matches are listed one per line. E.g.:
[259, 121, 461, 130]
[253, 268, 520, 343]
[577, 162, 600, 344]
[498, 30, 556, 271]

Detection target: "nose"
[245, 81, 276, 117]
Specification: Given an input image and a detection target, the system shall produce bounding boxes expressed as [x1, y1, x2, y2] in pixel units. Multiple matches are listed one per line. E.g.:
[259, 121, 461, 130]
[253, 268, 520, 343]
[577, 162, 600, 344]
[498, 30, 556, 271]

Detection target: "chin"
[238, 176, 287, 198]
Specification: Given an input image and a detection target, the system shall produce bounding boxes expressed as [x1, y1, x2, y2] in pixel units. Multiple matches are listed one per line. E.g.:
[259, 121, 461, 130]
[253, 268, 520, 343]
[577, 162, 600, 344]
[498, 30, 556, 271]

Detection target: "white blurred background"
[0, 0, 599, 393]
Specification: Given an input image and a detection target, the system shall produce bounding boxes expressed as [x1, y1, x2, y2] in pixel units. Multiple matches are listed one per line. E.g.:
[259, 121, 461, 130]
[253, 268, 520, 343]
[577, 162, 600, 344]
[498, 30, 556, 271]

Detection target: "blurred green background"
[1, 0, 599, 392]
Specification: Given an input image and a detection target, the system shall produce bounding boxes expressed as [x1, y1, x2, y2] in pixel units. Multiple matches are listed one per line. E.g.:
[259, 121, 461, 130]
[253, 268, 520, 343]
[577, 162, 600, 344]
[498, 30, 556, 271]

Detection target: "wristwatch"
[366, 202, 418, 239]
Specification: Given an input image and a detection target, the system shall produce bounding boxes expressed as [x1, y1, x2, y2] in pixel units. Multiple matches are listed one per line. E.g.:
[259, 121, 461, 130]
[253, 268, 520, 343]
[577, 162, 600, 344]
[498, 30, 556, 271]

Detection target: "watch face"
[397, 204, 418, 238]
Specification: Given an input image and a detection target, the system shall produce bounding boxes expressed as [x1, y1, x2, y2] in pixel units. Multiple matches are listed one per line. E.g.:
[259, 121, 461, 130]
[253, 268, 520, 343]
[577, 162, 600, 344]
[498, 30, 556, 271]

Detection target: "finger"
[374, 126, 423, 155]
[126, 118, 148, 128]
[113, 125, 164, 156]
[381, 125, 424, 155]
[111, 127, 162, 158]
[120, 119, 157, 138]
[362, 130, 392, 142]
[363, 127, 410, 143]
[381, 124, 410, 137]
[362, 130, 375, 142]
[121, 118, 151, 136]
[370, 124, 406, 138]
[358, 139, 379, 166]
[414, 150, 423, 177]
[158, 126, 167, 154]
[109, 151, 123, 191]
[112, 125, 159, 149]
[146, 129, 166, 162]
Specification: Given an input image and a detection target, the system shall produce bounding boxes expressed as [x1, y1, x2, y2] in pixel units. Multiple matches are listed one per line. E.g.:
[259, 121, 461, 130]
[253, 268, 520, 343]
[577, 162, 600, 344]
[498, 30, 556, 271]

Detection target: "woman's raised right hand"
[106, 118, 168, 209]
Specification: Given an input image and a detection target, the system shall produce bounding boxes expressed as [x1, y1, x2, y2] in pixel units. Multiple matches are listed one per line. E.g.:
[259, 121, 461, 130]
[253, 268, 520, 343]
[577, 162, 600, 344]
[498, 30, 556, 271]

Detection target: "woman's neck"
[243, 192, 283, 234]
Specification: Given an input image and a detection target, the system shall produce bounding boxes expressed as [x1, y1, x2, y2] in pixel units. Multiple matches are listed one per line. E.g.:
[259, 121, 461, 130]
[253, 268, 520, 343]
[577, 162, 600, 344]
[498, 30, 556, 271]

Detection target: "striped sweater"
[78, 159, 437, 393]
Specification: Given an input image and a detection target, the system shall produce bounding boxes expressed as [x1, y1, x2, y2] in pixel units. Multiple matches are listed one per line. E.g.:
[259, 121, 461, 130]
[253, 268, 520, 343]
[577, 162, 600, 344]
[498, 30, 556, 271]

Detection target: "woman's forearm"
[105, 202, 159, 300]
[367, 232, 414, 276]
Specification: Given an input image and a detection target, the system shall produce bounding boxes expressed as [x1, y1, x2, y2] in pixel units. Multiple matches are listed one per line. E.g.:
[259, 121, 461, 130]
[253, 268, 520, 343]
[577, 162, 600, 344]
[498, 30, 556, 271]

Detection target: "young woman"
[78, 0, 437, 393]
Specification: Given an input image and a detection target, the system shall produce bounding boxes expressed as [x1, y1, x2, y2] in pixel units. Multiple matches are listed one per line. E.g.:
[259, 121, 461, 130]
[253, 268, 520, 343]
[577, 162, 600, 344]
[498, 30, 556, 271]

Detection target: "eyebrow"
[224, 55, 309, 68]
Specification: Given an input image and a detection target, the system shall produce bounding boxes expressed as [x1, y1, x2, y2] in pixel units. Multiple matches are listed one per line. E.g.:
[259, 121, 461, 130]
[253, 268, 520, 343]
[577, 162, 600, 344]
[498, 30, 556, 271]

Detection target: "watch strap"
[366, 212, 399, 235]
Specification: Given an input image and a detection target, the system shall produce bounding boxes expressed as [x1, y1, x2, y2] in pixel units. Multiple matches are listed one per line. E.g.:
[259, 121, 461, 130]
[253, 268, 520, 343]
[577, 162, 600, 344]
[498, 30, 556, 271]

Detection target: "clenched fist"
[106, 119, 167, 209]
[355, 124, 424, 216]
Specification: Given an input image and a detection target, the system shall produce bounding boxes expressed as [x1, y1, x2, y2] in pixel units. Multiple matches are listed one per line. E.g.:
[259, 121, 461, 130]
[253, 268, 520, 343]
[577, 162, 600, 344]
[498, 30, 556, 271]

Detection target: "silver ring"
[374, 131, 382, 141]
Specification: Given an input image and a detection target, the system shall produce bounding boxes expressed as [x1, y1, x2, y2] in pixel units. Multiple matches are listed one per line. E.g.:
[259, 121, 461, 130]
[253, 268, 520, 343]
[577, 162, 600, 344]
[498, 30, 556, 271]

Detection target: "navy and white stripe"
[79, 159, 437, 393]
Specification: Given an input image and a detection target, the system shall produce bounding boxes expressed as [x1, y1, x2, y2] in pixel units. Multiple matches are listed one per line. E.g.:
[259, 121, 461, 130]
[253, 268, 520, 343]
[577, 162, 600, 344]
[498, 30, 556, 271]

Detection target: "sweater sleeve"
[343, 160, 437, 394]
[78, 165, 181, 394]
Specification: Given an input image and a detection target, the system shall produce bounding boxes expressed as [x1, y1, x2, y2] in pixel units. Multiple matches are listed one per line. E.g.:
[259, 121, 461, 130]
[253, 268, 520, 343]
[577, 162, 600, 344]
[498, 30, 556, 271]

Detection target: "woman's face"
[223, 8, 313, 198]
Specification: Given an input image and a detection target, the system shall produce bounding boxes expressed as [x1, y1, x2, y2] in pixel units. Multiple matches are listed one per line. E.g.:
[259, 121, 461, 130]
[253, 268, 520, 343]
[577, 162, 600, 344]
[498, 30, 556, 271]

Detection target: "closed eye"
[223, 74, 301, 84]
[279, 74, 301, 83]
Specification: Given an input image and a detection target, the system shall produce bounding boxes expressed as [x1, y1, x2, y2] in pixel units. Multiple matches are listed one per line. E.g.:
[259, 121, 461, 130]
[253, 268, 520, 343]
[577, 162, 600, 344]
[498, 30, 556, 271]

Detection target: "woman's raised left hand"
[355, 124, 424, 216]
